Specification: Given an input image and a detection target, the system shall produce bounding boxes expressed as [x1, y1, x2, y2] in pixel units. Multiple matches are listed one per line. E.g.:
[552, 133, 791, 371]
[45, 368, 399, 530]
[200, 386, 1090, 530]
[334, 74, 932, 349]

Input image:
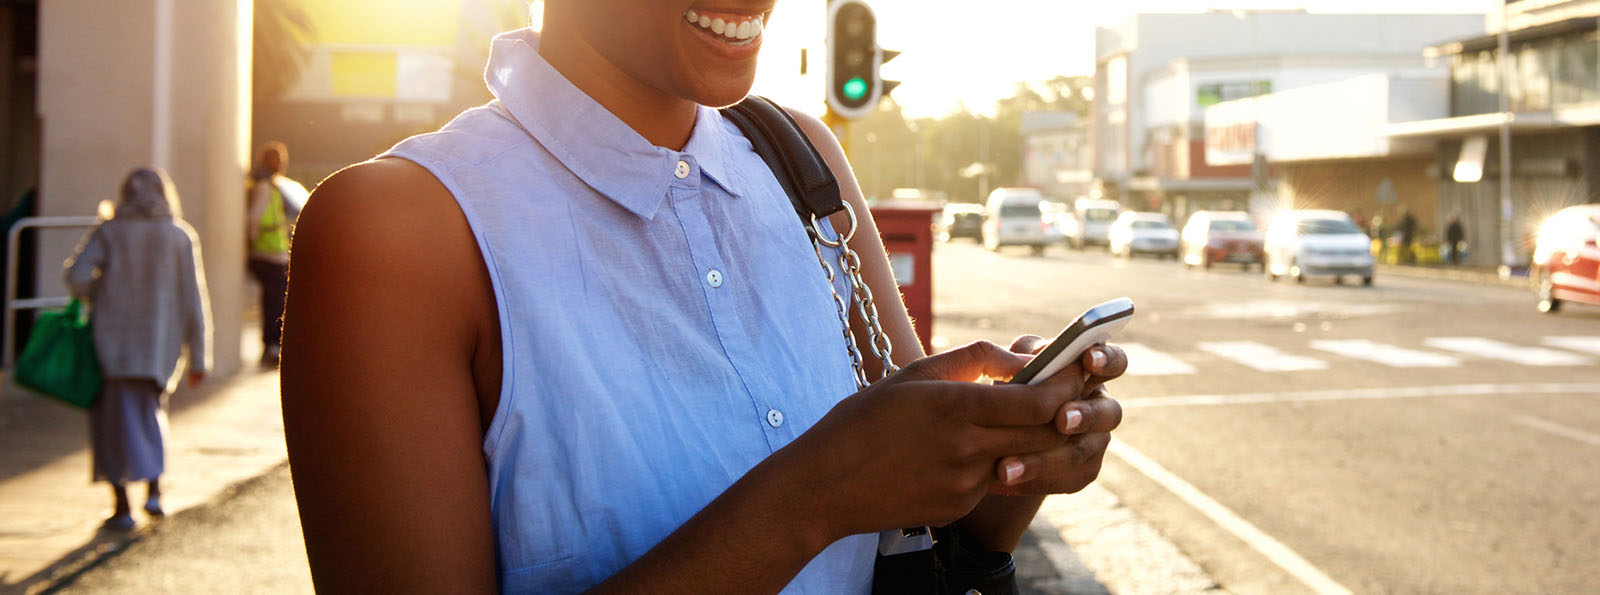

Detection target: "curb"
[1375, 264, 1532, 289]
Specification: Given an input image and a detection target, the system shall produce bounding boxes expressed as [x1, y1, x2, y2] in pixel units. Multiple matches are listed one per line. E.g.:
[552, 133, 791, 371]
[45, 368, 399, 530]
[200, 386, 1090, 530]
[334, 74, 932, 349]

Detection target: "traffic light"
[826, 0, 898, 120]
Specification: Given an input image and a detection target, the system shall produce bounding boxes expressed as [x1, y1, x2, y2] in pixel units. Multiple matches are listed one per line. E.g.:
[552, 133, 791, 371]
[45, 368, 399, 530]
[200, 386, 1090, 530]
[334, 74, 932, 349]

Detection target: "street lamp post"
[1498, 1, 1515, 275]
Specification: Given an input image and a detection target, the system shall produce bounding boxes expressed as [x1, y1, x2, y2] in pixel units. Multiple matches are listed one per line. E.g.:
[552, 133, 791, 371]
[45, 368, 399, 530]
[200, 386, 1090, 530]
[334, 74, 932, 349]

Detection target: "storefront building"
[1092, 11, 1483, 218]
[1387, 0, 1600, 268]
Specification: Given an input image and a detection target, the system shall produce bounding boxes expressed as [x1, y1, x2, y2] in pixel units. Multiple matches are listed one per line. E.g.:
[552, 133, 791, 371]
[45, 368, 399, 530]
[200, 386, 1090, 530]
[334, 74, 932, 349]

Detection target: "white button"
[674, 160, 690, 179]
[766, 409, 784, 428]
[706, 269, 724, 288]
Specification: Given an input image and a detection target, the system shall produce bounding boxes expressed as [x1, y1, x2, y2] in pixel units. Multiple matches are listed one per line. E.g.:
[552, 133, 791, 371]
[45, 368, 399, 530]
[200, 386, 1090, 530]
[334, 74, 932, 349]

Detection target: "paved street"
[931, 239, 1600, 595]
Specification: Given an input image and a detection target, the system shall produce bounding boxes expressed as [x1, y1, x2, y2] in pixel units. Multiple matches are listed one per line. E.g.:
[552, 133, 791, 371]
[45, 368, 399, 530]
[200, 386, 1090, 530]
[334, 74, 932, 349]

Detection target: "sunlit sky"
[750, 0, 1498, 119]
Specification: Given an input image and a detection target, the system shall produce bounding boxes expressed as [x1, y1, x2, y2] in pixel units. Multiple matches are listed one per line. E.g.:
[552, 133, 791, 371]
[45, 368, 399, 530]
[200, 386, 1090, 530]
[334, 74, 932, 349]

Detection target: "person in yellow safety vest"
[246, 142, 308, 366]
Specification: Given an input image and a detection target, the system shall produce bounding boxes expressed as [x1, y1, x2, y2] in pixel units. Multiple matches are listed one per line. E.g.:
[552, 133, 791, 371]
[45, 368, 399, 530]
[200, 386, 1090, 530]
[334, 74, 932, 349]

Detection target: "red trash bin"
[869, 204, 940, 355]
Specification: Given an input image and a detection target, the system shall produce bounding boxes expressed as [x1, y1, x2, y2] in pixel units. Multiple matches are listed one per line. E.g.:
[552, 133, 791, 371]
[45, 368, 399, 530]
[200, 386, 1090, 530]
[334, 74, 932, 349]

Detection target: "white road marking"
[1424, 337, 1595, 366]
[1198, 341, 1328, 372]
[1110, 440, 1354, 595]
[1124, 383, 1600, 409]
[1513, 415, 1600, 448]
[1119, 342, 1197, 376]
[1542, 336, 1600, 357]
[1307, 339, 1461, 368]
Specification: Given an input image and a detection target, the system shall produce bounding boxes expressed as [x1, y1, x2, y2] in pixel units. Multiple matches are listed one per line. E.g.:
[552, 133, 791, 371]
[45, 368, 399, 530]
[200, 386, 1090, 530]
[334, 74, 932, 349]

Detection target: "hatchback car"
[1264, 210, 1374, 285]
[1108, 211, 1180, 258]
[1181, 211, 1264, 270]
[937, 203, 985, 242]
[1532, 204, 1600, 313]
[982, 187, 1051, 254]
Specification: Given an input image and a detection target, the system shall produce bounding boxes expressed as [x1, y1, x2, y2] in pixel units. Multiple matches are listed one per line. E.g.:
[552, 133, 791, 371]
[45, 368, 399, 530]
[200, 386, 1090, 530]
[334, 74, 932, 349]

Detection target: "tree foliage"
[253, 0, 315, 102]
[844, 75, 1091, 204]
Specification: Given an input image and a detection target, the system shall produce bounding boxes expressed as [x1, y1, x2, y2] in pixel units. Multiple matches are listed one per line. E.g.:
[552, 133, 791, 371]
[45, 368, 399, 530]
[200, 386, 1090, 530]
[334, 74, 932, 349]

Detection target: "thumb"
[899, 340, 1028, 384]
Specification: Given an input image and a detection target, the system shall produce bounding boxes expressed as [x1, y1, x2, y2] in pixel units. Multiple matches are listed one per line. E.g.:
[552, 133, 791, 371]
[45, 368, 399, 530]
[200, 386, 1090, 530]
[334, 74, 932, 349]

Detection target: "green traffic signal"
[843, 77, 868, 101]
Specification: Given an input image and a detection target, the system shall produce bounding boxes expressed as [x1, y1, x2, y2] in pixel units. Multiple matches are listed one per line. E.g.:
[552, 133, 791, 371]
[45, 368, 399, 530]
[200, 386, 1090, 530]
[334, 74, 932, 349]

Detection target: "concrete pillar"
[37, 0, 250, 377]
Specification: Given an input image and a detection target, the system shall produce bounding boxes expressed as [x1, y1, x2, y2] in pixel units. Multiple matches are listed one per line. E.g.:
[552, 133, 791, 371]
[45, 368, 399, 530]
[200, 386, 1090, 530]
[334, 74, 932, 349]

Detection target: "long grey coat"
[64, 219, 211, 393]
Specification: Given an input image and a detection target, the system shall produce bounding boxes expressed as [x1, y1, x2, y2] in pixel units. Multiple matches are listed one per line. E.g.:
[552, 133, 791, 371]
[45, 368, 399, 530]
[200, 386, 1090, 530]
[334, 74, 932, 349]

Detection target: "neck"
[538, 27, 698, 151]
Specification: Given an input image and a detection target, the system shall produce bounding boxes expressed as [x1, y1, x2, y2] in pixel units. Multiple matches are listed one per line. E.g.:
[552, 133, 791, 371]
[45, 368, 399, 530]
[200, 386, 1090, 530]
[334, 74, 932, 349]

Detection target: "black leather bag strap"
[720, 95, 846, 227]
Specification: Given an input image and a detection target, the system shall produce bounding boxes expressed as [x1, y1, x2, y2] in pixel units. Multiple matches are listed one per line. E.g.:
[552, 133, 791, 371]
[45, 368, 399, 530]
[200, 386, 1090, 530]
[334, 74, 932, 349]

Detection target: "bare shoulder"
[291, 157, 491, 334]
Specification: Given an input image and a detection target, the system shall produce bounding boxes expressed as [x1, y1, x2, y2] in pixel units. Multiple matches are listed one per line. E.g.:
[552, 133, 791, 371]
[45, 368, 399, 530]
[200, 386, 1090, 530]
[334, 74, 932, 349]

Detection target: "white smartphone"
[1008, 297, 1135, 385]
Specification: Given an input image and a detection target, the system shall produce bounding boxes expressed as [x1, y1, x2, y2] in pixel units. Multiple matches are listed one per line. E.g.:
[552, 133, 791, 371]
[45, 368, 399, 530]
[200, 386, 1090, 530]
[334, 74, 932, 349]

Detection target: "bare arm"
[280, 160, 500, 593]
[787, 107, 1127, 553]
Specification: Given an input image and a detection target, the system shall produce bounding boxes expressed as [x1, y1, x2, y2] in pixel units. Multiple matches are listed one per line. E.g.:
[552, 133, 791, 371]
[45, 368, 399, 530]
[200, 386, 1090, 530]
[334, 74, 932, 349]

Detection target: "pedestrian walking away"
[1445, 214, 1466, 266]
[1398, 208, 1418, 264]
[280, 4, 1129, 594]
[246, 141, 308, 367]
[63, 167, 212, 531]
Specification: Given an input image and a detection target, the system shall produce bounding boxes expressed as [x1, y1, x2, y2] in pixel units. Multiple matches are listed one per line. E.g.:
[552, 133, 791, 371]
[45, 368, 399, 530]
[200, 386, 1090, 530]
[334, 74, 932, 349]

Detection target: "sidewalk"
[1376, 262, 1532, 289]
[0, 336, 286, 594]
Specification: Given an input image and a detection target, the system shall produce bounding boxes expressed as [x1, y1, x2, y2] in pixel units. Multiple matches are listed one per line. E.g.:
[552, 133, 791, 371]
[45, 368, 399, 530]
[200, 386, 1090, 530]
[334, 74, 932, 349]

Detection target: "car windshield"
[1000, 204, 1040, 218]
[1210, 220, 1256, 232]
[1298, 218, 1361, 235]
[1084, 208, 1117, 222]
[1131, 220, 1171, 230]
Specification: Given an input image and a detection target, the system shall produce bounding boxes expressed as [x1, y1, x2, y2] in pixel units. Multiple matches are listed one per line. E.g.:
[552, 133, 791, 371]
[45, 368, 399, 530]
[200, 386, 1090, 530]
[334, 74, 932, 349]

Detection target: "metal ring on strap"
[811, 202, 857, 248]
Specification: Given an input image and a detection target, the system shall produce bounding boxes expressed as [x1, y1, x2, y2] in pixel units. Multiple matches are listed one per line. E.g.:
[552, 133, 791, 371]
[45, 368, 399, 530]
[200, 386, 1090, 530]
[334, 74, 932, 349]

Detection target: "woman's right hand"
[782, 340, 1090, 541]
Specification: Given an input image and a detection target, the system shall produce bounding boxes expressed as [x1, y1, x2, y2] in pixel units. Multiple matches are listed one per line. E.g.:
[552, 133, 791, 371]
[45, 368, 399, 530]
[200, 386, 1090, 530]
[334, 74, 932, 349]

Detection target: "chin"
[683, 70, 759, 108]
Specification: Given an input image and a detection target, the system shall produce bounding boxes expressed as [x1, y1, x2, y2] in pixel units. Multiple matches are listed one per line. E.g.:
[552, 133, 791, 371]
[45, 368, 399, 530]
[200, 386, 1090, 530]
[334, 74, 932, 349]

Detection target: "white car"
[1264, 210, 1374, 285]
[1065, 198, 1122, 249]
[1108, 211, 1180, 259]
[982, 187, 1051, 255]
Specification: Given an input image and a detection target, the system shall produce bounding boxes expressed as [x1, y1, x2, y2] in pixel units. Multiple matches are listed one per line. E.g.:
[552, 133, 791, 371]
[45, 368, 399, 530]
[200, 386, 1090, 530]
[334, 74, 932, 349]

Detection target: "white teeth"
[688, 12, 764, 42]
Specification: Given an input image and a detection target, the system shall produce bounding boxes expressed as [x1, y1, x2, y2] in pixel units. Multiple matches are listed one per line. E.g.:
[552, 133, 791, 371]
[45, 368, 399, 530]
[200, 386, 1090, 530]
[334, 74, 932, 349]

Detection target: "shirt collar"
[484, 29, 741, 219]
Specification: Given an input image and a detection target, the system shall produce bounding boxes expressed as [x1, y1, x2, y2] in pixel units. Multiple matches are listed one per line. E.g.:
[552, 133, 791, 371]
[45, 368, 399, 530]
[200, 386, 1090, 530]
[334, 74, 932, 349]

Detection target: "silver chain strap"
[810, 203, 899, 389]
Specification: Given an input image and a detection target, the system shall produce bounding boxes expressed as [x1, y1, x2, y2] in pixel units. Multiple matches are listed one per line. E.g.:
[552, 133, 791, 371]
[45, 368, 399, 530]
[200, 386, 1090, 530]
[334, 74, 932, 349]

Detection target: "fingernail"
[1003, 460, 1025, 484]
[1062, 409, 1083, 432]
[1089, 349, 1107, 372]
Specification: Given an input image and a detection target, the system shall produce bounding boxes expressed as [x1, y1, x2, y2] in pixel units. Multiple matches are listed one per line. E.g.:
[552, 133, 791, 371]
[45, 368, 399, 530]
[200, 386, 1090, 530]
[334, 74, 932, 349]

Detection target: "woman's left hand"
[988, 337, 1127, 496]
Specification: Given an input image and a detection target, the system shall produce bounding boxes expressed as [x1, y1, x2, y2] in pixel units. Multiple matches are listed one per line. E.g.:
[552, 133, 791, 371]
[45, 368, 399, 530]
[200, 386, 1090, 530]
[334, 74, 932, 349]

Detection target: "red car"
[1533, 204, 1600, 313]
[1180, 210, 1264, 270]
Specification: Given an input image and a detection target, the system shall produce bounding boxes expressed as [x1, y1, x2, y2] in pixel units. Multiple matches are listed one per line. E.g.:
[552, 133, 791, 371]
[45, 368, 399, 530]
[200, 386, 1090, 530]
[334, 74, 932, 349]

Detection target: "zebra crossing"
[1118, 336, 1599, 376]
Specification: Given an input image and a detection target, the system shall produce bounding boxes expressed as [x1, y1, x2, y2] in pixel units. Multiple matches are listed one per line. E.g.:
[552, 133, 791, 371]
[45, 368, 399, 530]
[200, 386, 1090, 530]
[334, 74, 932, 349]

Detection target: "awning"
[1128, 177, 1254, 193]
[1383, 112, 1558, 139]
[1425, 17, 1597, 58]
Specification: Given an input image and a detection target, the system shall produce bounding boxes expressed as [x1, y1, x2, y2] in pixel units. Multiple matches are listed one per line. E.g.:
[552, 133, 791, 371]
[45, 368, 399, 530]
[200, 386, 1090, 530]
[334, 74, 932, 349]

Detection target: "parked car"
[1108, 211, 1180, 258]
[1264, 210, 1374, 285]
[1181, 210, 1264, 270]
[1064, 198, 1122, 249]
[937, 202, 986, 242]
[1532, 204, 1600, 313]
[1040, 199, 1071, 246]
[982, 187, 1052, 255]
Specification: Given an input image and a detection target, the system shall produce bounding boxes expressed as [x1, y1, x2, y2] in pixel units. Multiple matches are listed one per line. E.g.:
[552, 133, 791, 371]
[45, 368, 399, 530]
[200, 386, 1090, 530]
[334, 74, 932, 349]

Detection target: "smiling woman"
[280, 2, 1125, 593]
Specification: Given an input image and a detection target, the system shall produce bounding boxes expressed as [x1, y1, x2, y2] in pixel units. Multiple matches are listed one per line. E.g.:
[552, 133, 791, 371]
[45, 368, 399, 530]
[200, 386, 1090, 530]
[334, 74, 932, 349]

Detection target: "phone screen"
[1009, 297, 1134, 385]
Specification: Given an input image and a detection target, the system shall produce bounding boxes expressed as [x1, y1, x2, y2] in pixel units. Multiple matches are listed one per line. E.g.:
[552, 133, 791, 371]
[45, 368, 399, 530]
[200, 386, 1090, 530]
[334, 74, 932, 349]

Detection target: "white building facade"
[1093, 11, 1484, 217]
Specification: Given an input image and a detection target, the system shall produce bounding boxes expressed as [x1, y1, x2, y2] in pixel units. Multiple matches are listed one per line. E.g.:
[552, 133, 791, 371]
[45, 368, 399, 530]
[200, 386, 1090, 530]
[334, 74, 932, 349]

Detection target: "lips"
[683, 9, 766, 45]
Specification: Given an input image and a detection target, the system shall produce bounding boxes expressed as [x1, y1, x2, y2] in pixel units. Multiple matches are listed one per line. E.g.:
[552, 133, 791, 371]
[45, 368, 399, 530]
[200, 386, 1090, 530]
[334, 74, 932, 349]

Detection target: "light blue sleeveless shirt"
[382, 29, 875, 593]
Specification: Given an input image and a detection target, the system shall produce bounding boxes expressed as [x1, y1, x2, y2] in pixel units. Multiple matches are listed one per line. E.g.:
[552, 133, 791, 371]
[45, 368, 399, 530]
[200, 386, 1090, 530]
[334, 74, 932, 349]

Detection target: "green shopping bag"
[16, 299, 103, 409]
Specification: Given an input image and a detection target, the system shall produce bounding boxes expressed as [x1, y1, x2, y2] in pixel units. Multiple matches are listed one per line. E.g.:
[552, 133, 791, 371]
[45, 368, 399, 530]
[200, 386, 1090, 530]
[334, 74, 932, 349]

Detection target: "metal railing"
[3, 216, 99, 372]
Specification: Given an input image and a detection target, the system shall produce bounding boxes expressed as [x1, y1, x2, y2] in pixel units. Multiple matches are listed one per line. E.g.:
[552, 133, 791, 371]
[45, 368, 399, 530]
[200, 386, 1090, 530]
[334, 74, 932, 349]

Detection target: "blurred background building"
[0, 0, 529, 377]
[1091, 10, 1483, 223]
[1020, 111, 1092, 200]
[254, 0, 528, 185]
